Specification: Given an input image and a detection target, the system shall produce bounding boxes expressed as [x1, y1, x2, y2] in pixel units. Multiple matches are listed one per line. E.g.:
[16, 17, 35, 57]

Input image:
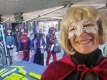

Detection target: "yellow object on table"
[18, 68, 27, 75]
[21, 77, 28, 80]
[0, 68, 7, 73]
[3, 73, 23, 80]
[3, 73, 28, 80]
[11, 66, 25, 69]
[29, 72, 41, 80]
[1, 68, 17, 77]
[0, 69, 8, 76]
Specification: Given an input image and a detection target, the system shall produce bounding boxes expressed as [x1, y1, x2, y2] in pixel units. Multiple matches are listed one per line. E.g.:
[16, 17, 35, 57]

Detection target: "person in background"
[30, 33, 45, 65]
[41, 6, 107, 80]
[13, 26, 19, 52]
[17, 27, 26, 42]
[18, 33, 31, 61]
[0, 30, 3, 42]
[5, 27, 15, 64]
[63, 51, 67, 57]
[46, 27, 57, 66]
[102, 43, 107, 56]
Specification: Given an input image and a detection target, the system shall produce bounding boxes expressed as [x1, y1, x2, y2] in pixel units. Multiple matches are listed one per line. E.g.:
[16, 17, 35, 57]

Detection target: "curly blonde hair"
[59, 6, 107, 55]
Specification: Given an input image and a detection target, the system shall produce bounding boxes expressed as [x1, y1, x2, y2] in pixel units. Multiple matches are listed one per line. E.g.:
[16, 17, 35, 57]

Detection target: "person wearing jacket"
[0, 30, 3, 42]
[46, 27, 57, 66]
[41, 6, 107, 80]
[5, 27, 15, 64]
[13, 26, 19, 52]
[18, 32, 31, 61]
[30, 33, 45, 65]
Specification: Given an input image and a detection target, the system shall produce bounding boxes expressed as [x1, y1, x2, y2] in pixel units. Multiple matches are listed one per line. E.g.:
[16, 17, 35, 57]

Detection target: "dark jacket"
[13, 31, 19, 44]
[64, 49, 103, 80]
[41, 49, 107, 80]
[0, 32, 3, 42]
[5, 34, 15, 46]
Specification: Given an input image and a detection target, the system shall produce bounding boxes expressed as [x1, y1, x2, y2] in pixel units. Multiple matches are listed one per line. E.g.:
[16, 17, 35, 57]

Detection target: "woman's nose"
[79, 31, 88, 37]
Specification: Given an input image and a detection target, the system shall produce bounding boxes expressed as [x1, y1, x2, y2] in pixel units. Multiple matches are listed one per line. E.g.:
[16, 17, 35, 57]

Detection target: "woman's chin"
[76, 48, 96, 54]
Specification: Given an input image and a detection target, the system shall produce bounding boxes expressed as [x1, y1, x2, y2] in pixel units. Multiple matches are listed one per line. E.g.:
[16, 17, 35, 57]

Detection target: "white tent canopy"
[0, 0, 106, 22]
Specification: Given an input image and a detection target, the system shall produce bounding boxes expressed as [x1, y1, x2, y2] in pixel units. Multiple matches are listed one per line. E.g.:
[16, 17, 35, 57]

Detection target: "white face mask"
[68, 19, 99, 39]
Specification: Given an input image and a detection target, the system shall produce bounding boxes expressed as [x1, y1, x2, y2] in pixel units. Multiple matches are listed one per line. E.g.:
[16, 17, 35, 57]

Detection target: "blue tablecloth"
[0, 60, 47, 80]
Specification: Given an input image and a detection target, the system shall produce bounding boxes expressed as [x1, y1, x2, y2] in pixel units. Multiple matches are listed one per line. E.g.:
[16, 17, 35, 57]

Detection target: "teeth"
[78, 40, 91, 44]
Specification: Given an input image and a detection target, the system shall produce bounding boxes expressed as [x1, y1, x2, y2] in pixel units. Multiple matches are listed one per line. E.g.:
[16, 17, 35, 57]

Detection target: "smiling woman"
[69, 19, 99, 54]
[41, 6, 107, 80]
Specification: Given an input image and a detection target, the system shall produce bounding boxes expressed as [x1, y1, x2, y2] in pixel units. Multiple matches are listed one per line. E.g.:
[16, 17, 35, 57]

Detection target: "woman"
[41, 6, 107, 80]
[5, 27, 15, 64]
[17, 27, 26, 42]
[46, 27, 57, 66]
[30, 33, 45, 65]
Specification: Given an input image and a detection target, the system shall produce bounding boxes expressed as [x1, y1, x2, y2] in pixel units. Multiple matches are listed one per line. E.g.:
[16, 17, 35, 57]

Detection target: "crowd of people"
[0, 24, 59, 66]
[4, 26, 29, 64]
[29, 27, 58, 66]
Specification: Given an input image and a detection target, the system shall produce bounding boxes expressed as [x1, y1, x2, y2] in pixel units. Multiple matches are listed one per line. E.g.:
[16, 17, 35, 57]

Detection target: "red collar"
[41, 55, 107, 80]
[60, 55, 107, 80]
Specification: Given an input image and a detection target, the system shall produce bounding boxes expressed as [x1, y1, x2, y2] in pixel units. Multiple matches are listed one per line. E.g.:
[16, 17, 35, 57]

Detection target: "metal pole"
[23, 6, 66, 22]
[0, 24, 9, 66]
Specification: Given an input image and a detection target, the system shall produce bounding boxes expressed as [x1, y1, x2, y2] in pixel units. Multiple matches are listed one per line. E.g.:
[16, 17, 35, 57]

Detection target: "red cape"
[41, 55, 107, 80]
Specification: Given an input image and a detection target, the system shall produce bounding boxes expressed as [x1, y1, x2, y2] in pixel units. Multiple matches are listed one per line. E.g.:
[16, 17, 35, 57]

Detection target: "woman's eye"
[83, 24, 89, 27]
[83, 24, 95, 27]
[70, 28, 75, 31]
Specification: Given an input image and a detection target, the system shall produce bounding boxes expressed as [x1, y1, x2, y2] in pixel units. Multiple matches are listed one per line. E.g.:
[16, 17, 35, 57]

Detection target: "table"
[0, 60, 47, 80]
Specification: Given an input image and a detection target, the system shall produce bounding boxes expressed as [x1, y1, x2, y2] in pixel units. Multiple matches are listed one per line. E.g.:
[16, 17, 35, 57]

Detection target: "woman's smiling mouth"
[77, 39, 92, 44]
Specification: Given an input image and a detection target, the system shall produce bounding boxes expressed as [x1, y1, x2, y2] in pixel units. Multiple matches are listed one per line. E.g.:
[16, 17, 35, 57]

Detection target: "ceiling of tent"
[0, 0, 107, 22]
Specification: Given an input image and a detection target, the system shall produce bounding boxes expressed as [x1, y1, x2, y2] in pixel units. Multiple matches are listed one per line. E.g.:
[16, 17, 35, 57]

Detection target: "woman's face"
[21, 28, 24, 32]
[69, 20, 100, 54]
[16, 29, 18, 31]
[50, 29, 55, 35]
[7, 30, 11, 34]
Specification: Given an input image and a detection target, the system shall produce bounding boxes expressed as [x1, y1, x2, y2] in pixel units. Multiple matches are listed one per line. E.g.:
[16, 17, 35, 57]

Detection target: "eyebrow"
[83, 23, 96, 26]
